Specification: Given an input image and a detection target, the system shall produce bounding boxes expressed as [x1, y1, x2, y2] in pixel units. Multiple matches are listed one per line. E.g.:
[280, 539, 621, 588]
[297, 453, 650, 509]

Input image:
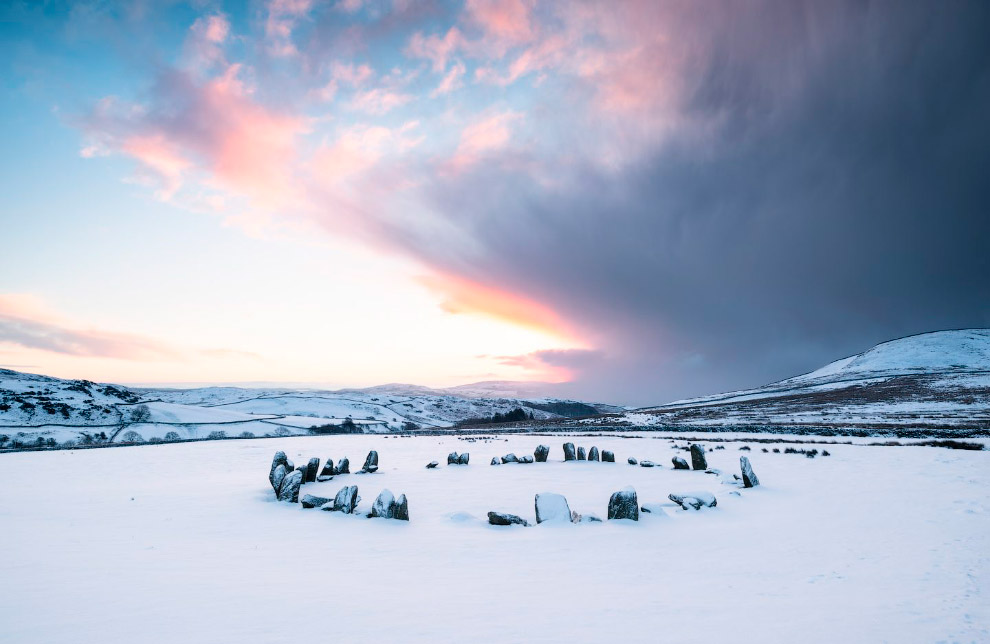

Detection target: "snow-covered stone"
[425, 461, 439, 469]
[271, 463, 287, 497]
[741, 456, 760, 488]
[588, 446, 600, 461]
[672, 456, 690, 470]
[361, 450, 379, 473]
[519, 455, 534, 464]
[627, 457, 638, 465]
[669, 491, 717, 510]
[690, 444, 707, 471]
[301, 494, 331, 509]
[457, 452, 470, 465]
[448, 452, 459, 465]
[305, 457, 320, 482]
[534, 445, 549, 462]
[319, 458, 336, 478]
[488, 511, 529, 527]
[602, 450, 615, 462]
[316, 475, 334, 482]
[336, 457, 349, 474]
[640, 460, 655, 468]
[577, 446, 587, 460]
[269, 451, 287, 490]
[277, 470, 302, 503]
[563, 443, 576, 461]
[371, 489, 396, 518]
[608, 487, 639, 521]
[332, 485, 359, 513]
[501, 453, 519, 464]
[394, 494, 409, 521]
[535, 493, 572, 524]
[490, 457, 500, 465]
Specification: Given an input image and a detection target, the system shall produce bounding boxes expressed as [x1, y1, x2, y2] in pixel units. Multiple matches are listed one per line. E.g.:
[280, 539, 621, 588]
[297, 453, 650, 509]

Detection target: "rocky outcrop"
[740, 456, 760, 488]
[535, 493, 572, 524]
[690, 444, 707, 471]
[534, 445, 550, 462]
[602, 450, 615, 462]
[588, 446, 600, 462]
[277, 470, 303, 503]
[488, 511, 529, 527]
[608, 487, 639, 521]
[563, 443, 576, 461]
[672, 456, 690, 470]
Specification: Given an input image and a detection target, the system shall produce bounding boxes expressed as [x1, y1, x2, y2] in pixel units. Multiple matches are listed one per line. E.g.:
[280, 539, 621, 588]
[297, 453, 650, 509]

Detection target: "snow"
[0, 433, 987, 643]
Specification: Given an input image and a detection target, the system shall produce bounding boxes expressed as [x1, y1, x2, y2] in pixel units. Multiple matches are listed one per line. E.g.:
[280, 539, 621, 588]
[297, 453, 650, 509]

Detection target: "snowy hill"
[585, 329, 990, 434]
[0, 369, 617, 448]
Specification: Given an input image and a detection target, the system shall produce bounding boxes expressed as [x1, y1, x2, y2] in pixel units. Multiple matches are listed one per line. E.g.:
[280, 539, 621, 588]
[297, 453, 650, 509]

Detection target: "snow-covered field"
[1, 433, 986, 643]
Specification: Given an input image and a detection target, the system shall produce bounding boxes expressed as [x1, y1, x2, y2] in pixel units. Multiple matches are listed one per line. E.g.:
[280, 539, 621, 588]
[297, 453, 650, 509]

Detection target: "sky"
[1, 0, 988, 406]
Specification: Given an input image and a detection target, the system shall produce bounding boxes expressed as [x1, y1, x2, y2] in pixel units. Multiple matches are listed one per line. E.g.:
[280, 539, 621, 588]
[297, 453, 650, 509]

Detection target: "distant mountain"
[0, 369, 617, 448]
[585, 329, 990, 434]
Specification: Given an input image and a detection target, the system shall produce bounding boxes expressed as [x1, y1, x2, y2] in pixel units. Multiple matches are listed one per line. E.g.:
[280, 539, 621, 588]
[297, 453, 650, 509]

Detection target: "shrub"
[119, 431, 144, 443]
[239, 431, 255, 438]
[164, 431, 181, 441]
[206, 431, 227, 440]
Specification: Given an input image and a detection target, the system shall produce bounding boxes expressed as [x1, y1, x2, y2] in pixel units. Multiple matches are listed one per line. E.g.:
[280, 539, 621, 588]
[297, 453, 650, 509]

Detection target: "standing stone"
[362, 451, 379, 473]
[332, 485, 359, 513]
[301, 494, 331, 509]
[319, 458, 336, 478]
[535, 493, 572, 524]
[306, 457, 320, 482]
[740, 456, 760, 488]
[577, 446, 587, 460]
[269, 451, 288, 490]
[336, 457, 350, 474]
[448, 452, 459, 465]
[501, 453, 519, 464]
[425, 461, 439, 469]
[277, 470, 303, 503]
[563, 443, 576, 461]
[491, 457, 500, 466]
[519, 455, 534, 464]
[588, 446, 600, 462]
[371, 489, 396, 518]
[285, 460, 295, 473]
[394, 494, 409, 521]
[672, 456, 690, 470]
[271, 463, 287, 497]
[607, 487, 639, 521]
[690, 444, 708, 471]
[534, 445, 550, 462]
[602, 450, 615, 462]
[627, 457, 638, 465]
[458, 452, 470, 465]
[488, 511, 529, 527]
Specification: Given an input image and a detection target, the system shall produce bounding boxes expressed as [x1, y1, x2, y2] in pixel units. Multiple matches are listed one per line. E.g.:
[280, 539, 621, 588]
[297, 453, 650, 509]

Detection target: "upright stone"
[277, 470, 303, 503]
[269, 451, 288, 490]
[285, 460, 295, 473]
[458, 452, 470, 465]
[602, 450, 615, 462]
[371, 489, 396, 518]
[577, 446, 587, 460]
[672, 456, 690, 470]
[535, 493, 572, 524]
[319, 458, 336, 478]
[271, 463, 287, 497]
[534, 445, 550, 462]
[336, 457, 350, 474]
[607, 487, 639, 521]
[332, 485, 359, 513]
[563, 443, 576, 461]
[394, 494, 409, 521]
[306, 457, 320, 482]
[588, 446, 600, 462]
[690, 444, 708, 471]
[740, 456, 760, 488]
[448, 452, 459, 465]
[362, 451, 379, 473]
[501, 453, 519, 464]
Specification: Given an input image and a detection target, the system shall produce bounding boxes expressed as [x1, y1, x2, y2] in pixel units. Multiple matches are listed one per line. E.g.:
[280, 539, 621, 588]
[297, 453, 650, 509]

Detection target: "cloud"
[431, 60, 466, 97]
[497, 348, 604, 381]
[265, 0, 314, 57]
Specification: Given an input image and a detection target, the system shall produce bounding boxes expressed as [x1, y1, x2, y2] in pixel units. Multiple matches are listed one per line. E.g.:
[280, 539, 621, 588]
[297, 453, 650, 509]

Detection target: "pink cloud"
[445, 110, 522, 170]
[406, 27, 464, 72]
[430, 60, 465, 96]
[465, 0, 534, 46]
[349, 87, 414, 115]
[265, 0, 314, 57]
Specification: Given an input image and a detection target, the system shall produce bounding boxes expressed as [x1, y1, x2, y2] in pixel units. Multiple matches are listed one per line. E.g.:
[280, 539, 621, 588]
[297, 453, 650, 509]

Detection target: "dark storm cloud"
[405, 1, 990, 404]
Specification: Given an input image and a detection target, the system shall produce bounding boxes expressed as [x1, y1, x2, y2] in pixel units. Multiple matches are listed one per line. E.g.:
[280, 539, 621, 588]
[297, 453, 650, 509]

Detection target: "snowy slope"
[587, 329, 990, 434]
[0, 369, 615, 447]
